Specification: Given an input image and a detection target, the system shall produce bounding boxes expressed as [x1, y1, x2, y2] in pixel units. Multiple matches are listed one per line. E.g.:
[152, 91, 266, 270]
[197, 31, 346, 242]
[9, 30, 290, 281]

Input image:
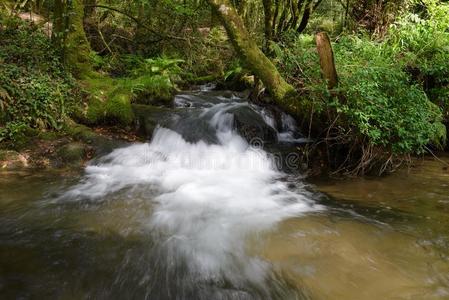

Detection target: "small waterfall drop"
[62, 89, 322, 298]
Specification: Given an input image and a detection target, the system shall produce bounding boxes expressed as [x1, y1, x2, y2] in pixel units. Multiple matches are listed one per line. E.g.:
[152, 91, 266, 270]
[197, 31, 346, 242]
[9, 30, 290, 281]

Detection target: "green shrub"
[0, 18, 78, 147]
[388, 0, 449, 123]
[273, 33, 445, 155]
[333, 37, 445, 153]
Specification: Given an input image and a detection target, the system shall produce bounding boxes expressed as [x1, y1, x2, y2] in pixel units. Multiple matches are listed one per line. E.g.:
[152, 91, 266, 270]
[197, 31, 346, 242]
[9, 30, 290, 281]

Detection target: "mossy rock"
[106, 93, 134, 125]
[84, 97, 106, 124]
[64, 122, 97, 144]
[56, 142, 86, 165]
[230, 105, 278, 145]
[131, 75, 175, 107]
[132, 104, 175, 138]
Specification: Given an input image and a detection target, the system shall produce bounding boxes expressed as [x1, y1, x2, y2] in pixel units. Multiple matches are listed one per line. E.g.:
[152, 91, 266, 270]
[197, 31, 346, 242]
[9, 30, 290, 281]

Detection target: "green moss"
[57, 142, 86, 164]
[184, 74, 220, 85]
[64, 0, 93, 78]
[84, 97, 106, 124]
[79, 75, 132, 125]
[37, 130, 64, 141]
[105, 93, 134, 125]
[130, 75, 174, 106]
[79, 71, 175, 126]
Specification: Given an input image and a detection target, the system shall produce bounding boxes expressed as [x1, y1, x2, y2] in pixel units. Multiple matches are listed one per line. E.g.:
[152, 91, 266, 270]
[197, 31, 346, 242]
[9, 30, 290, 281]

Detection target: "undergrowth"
[0, 17, 78, 148]
[271, 1, 448, 174]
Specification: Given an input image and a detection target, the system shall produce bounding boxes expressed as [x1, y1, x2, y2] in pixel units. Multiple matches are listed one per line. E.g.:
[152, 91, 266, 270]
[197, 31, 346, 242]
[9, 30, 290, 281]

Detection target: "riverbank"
[0, 124, 143, 170]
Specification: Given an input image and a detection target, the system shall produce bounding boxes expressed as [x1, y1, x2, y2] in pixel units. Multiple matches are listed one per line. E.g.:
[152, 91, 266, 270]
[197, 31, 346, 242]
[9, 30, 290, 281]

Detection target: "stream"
[1, 87, 449, 299]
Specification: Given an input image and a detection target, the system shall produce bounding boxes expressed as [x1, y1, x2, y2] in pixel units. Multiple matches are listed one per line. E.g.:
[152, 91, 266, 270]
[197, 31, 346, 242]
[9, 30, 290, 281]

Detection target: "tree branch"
[85, 4, 188, 41]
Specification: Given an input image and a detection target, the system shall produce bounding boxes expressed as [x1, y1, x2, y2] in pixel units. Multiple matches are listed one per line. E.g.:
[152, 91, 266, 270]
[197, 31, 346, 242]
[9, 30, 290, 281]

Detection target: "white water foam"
[63, 101, 322, 285]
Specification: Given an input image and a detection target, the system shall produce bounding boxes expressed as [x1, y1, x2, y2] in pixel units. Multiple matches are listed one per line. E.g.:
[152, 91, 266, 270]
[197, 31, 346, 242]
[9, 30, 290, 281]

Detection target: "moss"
[78, 75, 134, 125]
[105, 93, 134, 125]
[78, 71, 174, 126]
[128, 75, 174, 106]
[64, 121, 97, 143]
[37, 130, 64, 141]
[85, 97, 106, 124]
[57, 142, 86, 165]
[64, 0, 93, 78]
[184, 74, 220, 85]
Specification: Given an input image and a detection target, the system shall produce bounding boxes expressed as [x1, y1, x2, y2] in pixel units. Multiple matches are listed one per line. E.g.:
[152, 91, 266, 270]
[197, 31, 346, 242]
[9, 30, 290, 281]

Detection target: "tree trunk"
[65, 0, 93, 78]
[206, 0, 303, 117]
[262, 0, 273, 51]
[315, 32, 338, 90]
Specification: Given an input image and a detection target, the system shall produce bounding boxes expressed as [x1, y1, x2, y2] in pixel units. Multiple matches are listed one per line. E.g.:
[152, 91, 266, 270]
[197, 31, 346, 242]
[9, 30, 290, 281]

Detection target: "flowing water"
[1, 88, 449, 299]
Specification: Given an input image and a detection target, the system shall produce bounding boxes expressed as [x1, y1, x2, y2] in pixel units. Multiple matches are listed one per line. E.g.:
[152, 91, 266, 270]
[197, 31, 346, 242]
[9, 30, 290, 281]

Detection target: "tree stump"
[316, 31, 338, 90]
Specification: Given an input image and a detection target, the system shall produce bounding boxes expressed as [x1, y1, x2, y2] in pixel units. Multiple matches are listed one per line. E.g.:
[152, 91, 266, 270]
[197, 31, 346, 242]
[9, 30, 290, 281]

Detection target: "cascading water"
[60, 88, 322, 298]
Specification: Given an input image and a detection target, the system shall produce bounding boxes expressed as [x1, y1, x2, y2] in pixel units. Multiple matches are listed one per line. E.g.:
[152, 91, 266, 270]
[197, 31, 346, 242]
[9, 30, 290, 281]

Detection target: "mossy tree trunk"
[262, 0, 273, 51]
[65, 0, 93, 78]
[206, 0, 304, 117]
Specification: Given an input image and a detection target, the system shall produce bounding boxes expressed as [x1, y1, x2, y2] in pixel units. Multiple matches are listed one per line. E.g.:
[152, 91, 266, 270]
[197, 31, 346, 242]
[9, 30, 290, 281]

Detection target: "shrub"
[272, 33, 445, 161]
[334, 36, 445, 154]
[388, 0, 449, 125]
[0, 18, 78, 147]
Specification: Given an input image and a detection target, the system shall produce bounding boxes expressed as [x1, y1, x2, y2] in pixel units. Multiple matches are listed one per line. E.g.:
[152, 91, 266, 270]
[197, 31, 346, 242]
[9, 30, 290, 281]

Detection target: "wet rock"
[132, 104, 175, 138]
[229, 106, 278, 145]
[172, 113, 219, 144]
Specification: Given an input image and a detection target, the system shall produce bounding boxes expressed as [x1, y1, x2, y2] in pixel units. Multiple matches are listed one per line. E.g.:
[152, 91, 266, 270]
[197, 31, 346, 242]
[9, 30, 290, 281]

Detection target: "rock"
[0, 150, 29, 170]
[229, 105, 278, 145]
[132, 104, 175, 138]
[56, 142, 86, 166]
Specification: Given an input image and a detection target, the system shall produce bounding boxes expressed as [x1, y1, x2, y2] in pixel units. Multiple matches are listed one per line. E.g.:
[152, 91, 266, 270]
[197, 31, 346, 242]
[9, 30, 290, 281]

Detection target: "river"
[1, 87, 449, 299]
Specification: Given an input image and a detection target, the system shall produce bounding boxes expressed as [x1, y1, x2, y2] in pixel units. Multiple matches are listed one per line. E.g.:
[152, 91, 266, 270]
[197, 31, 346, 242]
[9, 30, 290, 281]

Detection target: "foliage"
[388, 0, 449, 123]
[78, 56, 184, 125]
[334, 36, 445, 153]
[183, 27, 234, 80]
[273, 33, 445, 155]
[124, 56, 183, 104]
[0, 18, 78, 147]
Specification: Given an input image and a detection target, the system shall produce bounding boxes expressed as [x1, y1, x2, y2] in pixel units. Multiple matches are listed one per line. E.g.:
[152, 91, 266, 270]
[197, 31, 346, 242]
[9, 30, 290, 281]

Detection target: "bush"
[333, 36, 445, 154]
[272, 33, 445, 159]
[0, 18, 78, 147]
[388, 0, 449, 124]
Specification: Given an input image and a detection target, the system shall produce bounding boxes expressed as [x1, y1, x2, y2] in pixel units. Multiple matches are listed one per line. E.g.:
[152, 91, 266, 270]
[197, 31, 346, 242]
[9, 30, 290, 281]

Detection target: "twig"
[85, 4, 188, 41]
[424, 145, 449, 167]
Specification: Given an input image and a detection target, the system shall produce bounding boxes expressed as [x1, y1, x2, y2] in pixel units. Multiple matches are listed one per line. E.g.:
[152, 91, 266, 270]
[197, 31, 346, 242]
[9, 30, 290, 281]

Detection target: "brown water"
[1, 156, 449, 299]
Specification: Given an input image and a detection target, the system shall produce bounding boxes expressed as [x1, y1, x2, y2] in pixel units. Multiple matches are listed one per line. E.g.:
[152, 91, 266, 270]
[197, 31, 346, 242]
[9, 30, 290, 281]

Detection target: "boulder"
[56, 142, 86, 166]
[229, 105, 278, 145]
[0, 150, 28, 170]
